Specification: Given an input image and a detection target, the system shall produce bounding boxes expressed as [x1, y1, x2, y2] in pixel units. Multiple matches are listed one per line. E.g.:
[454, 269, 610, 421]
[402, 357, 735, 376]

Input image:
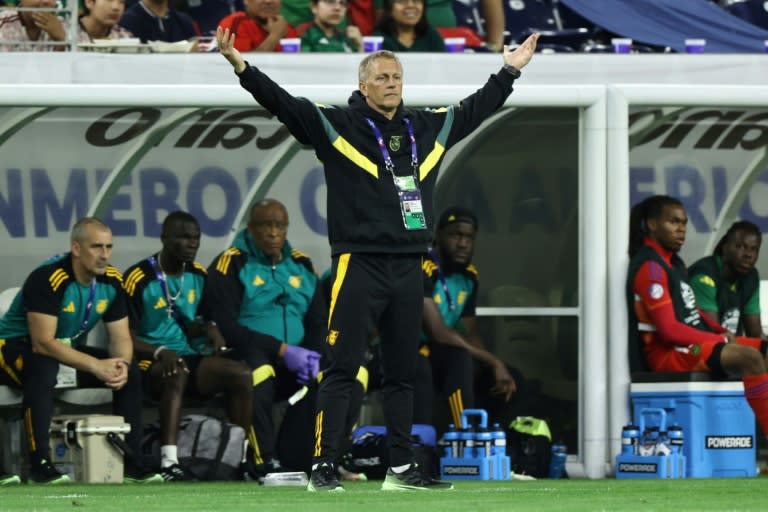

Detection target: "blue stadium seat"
[549, 0, 595, 30]
[503, 0, 558, 43]
[721, 0, 768, 31]
[503, 0, 592, 50]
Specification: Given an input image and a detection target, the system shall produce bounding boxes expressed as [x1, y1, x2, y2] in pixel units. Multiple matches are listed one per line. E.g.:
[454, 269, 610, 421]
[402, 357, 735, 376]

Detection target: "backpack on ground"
[177, 414, 246, 481]
[507, 416, 552, 478]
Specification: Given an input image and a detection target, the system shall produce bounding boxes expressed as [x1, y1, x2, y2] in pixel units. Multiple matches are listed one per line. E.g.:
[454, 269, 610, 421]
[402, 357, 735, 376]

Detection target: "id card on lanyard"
[366, 117, 427, 231]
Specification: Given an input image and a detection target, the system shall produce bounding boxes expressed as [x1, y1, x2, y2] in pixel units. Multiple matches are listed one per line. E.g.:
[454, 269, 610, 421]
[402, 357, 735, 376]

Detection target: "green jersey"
[0, 253, 127, 346]
[301, 24, 358, 52]
[422, 251, 478, 335]
[123, 254, 209, 356]
[689, 254, 760, 334]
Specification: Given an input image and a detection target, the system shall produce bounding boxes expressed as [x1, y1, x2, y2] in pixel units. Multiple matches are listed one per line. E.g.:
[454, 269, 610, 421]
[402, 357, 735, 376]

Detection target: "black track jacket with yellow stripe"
[236, 63, 517, 255]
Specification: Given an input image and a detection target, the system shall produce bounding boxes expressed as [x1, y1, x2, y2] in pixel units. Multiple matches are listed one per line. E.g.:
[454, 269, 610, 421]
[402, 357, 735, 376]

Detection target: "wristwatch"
[503, 63, 521, 79]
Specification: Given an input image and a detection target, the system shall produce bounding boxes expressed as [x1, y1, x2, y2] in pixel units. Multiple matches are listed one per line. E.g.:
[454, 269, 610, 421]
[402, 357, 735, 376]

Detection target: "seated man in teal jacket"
[205, 198, 324, 476]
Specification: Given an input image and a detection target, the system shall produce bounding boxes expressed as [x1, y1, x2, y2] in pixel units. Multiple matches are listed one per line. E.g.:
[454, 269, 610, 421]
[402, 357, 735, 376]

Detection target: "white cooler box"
[49, 415, 130, 483]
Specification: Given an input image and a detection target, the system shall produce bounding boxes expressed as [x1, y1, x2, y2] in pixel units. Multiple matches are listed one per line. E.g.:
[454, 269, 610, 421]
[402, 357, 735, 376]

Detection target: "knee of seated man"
[725, 343, 766, 375]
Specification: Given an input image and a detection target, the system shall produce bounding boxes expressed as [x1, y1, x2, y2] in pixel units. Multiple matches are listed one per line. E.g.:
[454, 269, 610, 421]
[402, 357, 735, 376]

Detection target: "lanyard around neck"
[72, 279, 97, 341]
[148, 255, 185, 316]
[428, 248, 455, 311]
[365, 116, 418, 181]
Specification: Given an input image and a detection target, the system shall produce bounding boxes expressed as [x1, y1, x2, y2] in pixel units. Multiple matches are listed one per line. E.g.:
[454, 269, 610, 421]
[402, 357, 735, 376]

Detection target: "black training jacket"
[236, 63, 517, 255]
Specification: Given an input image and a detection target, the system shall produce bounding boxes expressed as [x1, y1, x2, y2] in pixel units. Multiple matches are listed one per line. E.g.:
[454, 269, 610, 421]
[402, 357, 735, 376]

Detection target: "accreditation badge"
[393, 175, 426, 231]
[399, 190, 427, 230]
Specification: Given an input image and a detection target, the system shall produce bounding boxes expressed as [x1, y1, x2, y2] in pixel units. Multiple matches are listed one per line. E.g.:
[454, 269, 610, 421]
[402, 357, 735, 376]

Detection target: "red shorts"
[646, 336, 763, 376]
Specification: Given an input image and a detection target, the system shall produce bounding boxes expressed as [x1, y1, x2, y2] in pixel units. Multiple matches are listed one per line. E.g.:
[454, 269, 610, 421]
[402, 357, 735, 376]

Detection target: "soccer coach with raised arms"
[216, 26, 539, 491]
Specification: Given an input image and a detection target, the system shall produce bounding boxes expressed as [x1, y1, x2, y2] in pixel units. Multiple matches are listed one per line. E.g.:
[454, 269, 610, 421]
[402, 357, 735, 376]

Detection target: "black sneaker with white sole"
[28, 460, 70, 485]
[381, 464, 454, 491]
[307, 462, 344, 492]
[160, 464, 196, 482]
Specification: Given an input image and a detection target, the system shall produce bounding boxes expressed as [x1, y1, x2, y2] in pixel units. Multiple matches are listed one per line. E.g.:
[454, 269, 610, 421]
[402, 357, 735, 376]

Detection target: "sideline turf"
[0, 479, 764, 512]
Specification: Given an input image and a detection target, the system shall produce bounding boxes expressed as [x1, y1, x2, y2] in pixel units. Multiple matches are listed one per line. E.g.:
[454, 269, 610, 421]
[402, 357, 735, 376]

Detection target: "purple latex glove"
[296, 353, 320, 385]
[284, 345, 321, 384]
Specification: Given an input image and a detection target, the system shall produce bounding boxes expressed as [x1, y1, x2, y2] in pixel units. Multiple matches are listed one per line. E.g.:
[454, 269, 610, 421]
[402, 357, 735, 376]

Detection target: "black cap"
[436, 206, 478, 231]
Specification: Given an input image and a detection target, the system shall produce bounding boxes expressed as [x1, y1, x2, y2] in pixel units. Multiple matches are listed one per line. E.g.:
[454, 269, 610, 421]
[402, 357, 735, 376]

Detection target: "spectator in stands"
[204, 199, 324, 478]
[123, 211, 255, 482]
[374, 0, 445, 52]
[690, 220, 767, 339]
[417, 206, 522, 429]
[374, 0, 451, 31]
[284, 0, 374, 38]
[627, 195, 768, 440]
[218, 0, 297, 52]
[0, 218, 161, 484]
[0, 0, 67, 51]
[348, 0, 374, 35]
[78, 0, 135, 42]
[217, 24, 538, 491]
[302, 0, 362, 52]
[119, 0, 198, 43]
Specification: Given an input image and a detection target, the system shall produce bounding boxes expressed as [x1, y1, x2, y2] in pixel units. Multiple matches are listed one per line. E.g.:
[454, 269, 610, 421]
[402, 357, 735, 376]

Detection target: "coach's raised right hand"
[217, 26, 246, 74]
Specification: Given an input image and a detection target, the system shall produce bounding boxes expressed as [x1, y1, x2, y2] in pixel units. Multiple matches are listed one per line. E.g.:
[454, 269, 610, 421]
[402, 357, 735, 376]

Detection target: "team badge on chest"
[389, 136, 401, 152]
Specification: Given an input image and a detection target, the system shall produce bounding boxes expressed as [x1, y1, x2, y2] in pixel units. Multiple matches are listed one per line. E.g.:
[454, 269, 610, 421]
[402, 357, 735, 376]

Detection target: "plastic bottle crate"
[615, 407, 686, 479]
[439, 409, 510, 481]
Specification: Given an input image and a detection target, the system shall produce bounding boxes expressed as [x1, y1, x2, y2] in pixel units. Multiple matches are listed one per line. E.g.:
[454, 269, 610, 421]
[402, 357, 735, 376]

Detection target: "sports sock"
[160, 445, 178, 468]
[743, 374, 768, 436]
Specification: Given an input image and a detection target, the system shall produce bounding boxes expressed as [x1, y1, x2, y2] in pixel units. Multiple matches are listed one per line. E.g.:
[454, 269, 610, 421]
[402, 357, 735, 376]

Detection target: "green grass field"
[1, 478, 765, 512]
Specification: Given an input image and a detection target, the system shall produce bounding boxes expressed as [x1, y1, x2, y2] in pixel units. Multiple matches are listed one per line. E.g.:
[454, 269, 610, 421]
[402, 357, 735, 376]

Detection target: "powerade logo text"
[705, 436, 753, 449]
[618, 463, 657, 473]
[442, 465, 480, 475]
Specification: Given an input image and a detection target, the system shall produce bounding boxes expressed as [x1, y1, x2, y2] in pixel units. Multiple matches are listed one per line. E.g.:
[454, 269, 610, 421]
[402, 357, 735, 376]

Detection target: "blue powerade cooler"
[630, 381, 756, 478]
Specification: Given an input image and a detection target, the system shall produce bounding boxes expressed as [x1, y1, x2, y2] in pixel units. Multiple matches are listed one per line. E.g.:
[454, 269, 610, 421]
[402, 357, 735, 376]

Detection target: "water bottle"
[491, 422, 506, 457]
[476, 427, 493, 458]
[621, 424, 640, 455]
[667, 424, 684, 454]
[655, 430, 671, 456]
[461, 427, 475, 458]
[548, 444, 567, 479]
[639, 426, 659, 456]
[444, 424, 460, 458]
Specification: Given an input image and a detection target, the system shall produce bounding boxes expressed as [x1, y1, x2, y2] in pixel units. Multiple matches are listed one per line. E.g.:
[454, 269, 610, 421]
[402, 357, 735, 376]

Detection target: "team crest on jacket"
[649, 283, 664, 300]
[389, 136, 401, 152]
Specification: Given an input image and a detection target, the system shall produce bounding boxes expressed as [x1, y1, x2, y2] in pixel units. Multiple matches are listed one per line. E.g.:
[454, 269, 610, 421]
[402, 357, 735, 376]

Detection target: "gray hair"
[70, 217, 110, 244]
[358, 50, 402, 82]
